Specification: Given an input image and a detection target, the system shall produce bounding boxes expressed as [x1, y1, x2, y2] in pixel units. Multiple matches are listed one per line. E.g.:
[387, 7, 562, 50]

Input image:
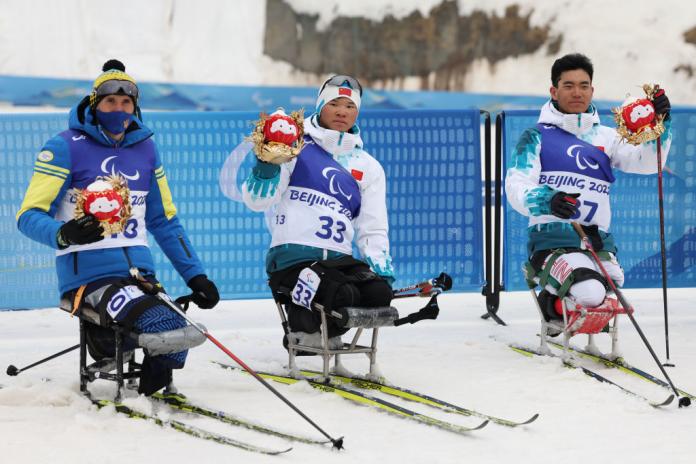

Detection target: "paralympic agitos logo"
[566, 144, 599, 171]
[101, 156, 140, 181]
[322, 167, 353, 200]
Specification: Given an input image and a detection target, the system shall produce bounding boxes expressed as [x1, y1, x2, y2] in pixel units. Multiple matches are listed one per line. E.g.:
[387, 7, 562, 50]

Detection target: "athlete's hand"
[652, 88, 671, 120]
[57, 215, 104, 249]
[549, 192, 580, 219]
[187, 275, 220, 309]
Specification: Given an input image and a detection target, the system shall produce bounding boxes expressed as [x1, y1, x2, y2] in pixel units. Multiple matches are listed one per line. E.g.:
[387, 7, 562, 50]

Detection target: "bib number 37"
[291, 268, 322, 310]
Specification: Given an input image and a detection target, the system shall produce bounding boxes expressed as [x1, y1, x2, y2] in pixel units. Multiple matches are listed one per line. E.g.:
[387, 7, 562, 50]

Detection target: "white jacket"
[242, 114, 394, 279]
[505, 101, 671, 232]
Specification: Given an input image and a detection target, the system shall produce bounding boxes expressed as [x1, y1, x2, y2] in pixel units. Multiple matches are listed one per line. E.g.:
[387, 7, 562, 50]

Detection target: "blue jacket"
[17, 102, 205, 294]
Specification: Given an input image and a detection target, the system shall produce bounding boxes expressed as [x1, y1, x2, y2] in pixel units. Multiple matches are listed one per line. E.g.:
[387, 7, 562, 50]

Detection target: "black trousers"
[269, 258, 393, 338]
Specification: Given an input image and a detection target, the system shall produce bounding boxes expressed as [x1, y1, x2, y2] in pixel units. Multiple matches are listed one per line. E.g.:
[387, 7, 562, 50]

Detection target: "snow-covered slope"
[2, 0, 696, 103]
[1, 290, 695, 463]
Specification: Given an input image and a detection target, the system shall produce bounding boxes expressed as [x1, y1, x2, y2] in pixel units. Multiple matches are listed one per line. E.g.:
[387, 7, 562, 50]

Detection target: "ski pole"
[6, 344, 80, 376]
[392, 282, 424, 295]
[392, 272, 453, 298]
[571, 223, 690, 407]
[130, 273, 343, 449]
[655, 135, 673, 367]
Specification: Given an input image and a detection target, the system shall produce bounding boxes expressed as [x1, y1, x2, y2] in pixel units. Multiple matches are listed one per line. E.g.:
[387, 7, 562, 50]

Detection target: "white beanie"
[316, 84, 361, 114]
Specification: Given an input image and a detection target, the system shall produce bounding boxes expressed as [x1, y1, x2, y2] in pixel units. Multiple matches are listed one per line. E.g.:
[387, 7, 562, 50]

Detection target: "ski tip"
[475, 419, 490, 430]
[522, 413, 540, 425]
[678, 396, 691, 408]
[652, 394, 675, 408]
[267, 446, 293, 455]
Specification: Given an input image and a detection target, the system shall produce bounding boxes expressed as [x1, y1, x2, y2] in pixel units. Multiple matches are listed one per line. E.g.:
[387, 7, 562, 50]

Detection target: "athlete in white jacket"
[242, 75, 394, 347]
[505, 53, 672, 320]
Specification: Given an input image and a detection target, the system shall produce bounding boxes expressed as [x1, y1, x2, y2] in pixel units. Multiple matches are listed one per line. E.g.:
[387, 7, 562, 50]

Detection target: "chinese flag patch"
[339, 87, 352, 96]
[351, 169, 364, 181]
[595, 146, 605, 152]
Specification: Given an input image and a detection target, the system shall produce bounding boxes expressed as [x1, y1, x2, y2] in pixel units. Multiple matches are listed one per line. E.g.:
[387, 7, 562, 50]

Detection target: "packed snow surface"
[2, 289, 695, 463]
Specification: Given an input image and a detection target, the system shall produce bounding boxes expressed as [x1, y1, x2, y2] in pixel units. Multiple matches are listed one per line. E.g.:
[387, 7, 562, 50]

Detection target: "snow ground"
[1, 288, 695, 464]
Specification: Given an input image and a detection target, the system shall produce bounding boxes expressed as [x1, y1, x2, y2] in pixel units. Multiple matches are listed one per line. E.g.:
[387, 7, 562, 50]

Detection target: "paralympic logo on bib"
[322, 167, 353, 201]
[566, 144, 599, 171]
[101, 156, 140, 181]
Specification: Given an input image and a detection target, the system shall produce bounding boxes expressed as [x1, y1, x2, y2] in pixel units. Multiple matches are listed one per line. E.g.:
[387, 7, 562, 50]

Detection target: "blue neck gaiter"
[96, 110, 132, 135]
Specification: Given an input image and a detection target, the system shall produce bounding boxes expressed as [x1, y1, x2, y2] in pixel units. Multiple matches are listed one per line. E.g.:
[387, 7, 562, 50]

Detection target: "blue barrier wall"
[1, 109, 484, 309]
[502, 109, 696, 291]
[0, 75, 624, 112]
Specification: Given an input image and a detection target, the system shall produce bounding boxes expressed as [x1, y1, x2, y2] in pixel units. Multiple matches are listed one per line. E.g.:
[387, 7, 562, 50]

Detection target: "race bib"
[107, 285, 146, 320]
[291, 268, 321, 310]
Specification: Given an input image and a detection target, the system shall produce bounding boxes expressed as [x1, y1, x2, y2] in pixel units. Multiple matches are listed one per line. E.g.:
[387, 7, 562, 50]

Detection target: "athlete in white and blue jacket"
[242, 75, 394, 346]
[16, 60, 219, 395]
[505, 53, 672, 319]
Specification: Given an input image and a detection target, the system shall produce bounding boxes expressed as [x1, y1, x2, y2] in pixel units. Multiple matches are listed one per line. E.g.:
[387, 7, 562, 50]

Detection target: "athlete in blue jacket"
[17, 59, 219, 395]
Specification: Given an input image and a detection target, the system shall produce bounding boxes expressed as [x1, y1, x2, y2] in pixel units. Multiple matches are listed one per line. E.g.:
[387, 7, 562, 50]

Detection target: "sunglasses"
[320, 75, 363, 96]
[95, 79, 139, 100]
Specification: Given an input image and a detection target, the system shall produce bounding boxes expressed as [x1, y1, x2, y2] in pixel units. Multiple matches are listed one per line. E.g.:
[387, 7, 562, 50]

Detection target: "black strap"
[94, 280, 130, 326]
[92, 277, 167, 330]
[570, 267, 610, 291]
[118, 296, 163, 330]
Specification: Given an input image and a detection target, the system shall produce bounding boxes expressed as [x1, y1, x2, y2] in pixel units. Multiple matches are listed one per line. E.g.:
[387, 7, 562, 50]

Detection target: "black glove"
[187, 275, 220, 309]
[653, 88, 671, 119]
[57, 215, 104, 248]
[549, 192, 580, 219]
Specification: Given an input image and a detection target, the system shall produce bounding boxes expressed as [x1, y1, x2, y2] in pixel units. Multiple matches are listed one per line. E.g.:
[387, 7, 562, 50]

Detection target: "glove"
[549, 192, 580, 219]
[187, 275, 220, 309]
[57, 215, 104, 248]
[652, 88, 671, 119]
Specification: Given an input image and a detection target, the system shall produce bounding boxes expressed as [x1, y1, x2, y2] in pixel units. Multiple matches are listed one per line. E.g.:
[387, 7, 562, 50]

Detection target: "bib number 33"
[291, 268, 322, 310]
[315, 215, 346, 243]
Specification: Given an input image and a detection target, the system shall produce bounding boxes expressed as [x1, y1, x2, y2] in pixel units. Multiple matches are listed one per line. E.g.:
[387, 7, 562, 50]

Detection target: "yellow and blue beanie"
[89, 59, 138, 109]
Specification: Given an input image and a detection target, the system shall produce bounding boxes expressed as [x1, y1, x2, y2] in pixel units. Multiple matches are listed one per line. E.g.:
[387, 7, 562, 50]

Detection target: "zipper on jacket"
[122, 248, 135, 269]
[178, 235, 192, 258]
[73, 252, 78, 274]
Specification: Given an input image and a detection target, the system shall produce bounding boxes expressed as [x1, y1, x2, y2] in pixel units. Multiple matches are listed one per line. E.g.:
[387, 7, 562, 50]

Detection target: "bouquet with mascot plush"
[613, 84, 667, 145]
[249, 108, 305, 164]
[74, 175, 131, 235]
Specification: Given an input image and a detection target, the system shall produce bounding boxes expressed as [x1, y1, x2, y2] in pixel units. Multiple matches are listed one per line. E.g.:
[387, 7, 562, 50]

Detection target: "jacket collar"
[68, 101, 153, 147]
[537, 100, 600, 136]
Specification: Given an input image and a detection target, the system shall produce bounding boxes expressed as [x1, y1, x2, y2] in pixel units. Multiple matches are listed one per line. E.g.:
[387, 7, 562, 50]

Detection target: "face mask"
[96, 110, 132, 134]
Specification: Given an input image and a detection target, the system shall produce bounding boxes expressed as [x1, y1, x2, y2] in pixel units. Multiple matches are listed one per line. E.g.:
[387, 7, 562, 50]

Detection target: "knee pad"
[335, 306, 399, 328]
[137, 325, 206, 356]
[332, 282, 361, 310]
[569, 279, 606, 308]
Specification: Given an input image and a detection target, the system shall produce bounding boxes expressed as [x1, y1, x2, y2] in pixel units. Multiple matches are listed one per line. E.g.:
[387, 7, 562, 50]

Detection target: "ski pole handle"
[572, 222, 588, 244]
